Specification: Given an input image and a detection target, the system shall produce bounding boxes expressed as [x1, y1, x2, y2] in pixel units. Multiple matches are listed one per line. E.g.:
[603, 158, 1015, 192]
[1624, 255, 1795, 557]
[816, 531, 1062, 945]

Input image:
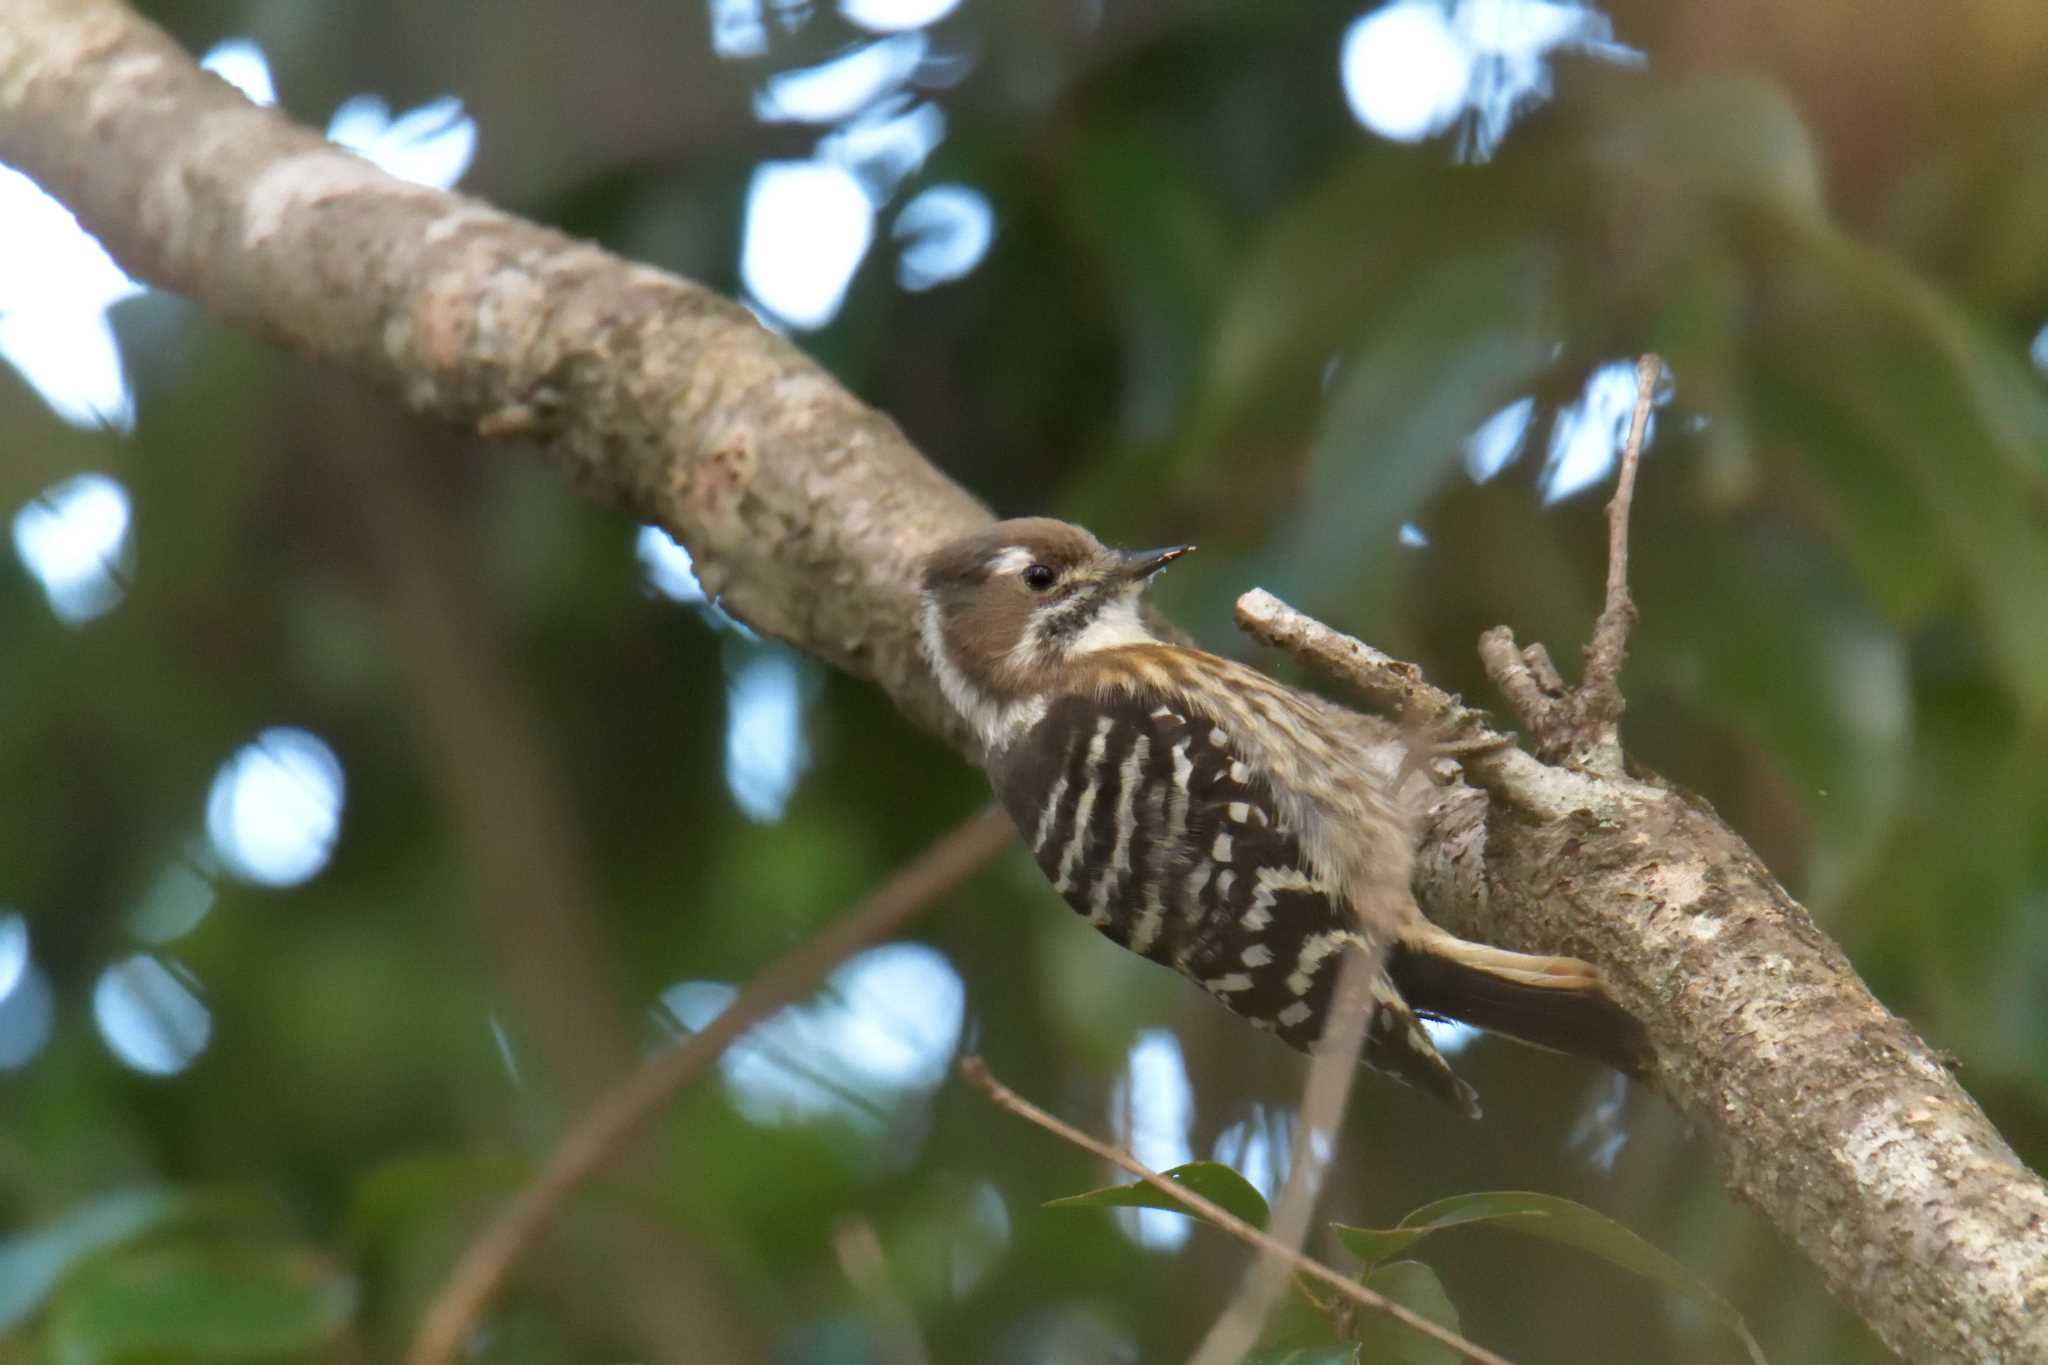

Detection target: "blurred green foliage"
[5, 0, 2048, 1361]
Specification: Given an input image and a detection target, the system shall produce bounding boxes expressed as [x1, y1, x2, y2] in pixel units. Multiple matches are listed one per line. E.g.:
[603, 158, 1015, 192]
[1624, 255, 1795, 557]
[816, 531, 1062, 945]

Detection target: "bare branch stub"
[1521, 641, 1569, 699]
[1238, 592, 1560, 805]
[1475, 626, 1562, 739]
[1479, 353, 1660, 771]
[957, 1055, 1515, 1365]
[1571, 353, 1661, 767]
[1236, 589, 1506, 748]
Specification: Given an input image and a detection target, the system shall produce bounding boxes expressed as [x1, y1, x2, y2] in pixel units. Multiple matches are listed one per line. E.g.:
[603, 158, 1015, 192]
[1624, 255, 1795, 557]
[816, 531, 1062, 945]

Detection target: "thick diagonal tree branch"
[1237, 592, 2048, 1365]
[4, 4, 2044, 1362]
[0, 0, 989, 747]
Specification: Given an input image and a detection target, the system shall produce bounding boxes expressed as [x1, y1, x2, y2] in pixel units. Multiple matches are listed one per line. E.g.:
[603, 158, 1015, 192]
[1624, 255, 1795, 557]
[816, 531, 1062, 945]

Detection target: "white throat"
[919, 596, 1047, 753]
[1065, 592, 1158, 654]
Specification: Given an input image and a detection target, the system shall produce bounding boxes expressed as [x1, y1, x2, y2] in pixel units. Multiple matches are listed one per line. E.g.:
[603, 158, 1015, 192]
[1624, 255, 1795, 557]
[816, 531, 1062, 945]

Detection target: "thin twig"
[1573, 353, 1661, 769]
[405, 806, 1016, 1365]
[345, 399, 753, 1358]
[1237, 589, 1486, 736]
[958, 1055, 1514, 1365]
[834, 1217, 933, 1365]
[1186, 947, 1375, 1365]
[1241, 590, 1555, 802]
[1475, 352, 1659, 770]
[1475, 626, 1562, 742]
[347, 409, 634, 1093]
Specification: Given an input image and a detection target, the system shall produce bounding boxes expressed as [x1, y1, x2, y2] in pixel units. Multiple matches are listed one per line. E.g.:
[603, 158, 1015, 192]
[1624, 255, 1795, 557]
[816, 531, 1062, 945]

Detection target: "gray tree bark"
[2, 2, 2042, 1360]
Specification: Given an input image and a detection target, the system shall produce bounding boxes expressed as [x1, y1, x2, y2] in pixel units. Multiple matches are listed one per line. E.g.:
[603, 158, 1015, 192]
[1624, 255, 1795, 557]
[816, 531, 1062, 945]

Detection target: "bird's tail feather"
[1361, 970, 1484, 1119]
[1388, 930, 1652, 1080]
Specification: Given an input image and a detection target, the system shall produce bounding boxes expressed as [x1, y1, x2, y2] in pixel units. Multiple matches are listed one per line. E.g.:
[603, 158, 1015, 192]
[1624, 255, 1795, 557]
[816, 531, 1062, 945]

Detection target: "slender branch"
[1480, 352, 1660, 771]
[1571, 351, 1661, 770]
[404, 807, 1015, 1365]
[1236, 588, 1506, 743]
[345, 405, 758, 1360]
[344, 402, 634, 1097]
[1186, 947, 1374, 1365]
[1236, 589, 1555, 802]
[1474, 627, 1564, 749]
[834, 1217, 933, 1365]
[958, 1055, 1512, 1365]
[1595, 358, 1660, 658]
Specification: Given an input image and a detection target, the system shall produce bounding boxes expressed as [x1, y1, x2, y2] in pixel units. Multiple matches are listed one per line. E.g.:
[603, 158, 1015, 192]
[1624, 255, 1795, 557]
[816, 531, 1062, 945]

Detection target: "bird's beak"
[1117, 543, 1194, 585]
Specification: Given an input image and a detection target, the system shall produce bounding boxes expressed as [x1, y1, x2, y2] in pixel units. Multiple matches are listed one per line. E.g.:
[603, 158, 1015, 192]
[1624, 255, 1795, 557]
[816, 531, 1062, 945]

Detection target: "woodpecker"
[920, 517, 1646, 1116]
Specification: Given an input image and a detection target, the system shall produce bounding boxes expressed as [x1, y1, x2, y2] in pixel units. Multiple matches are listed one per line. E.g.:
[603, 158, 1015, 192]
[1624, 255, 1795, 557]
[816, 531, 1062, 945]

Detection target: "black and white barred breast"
[987, 684, 1476, 1113]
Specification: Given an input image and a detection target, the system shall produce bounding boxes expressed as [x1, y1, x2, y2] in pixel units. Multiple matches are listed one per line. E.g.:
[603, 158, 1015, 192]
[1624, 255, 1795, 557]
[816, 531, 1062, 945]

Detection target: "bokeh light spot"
[842, 0, 963, 31]
[725, 652, 811, 822]
[1465, 394, 1536, 482]
[0, 163, 142, 430]
[741, 160, 877, 330]
[93, 954, 210, 1076]
[199, 38, 278, 106]
[0, 913, 27, 1002]
[894, 183, 995, 290]
[755, 34, 929, 124]
[1543, 358, 1661, 503]
[1341, 3, 1473, 143]
[0, 965, 55, 1071]
[1212, 1104, 1294, 1202]
[952, 1182, 1011, 1295]
[1112, 1030, 1195, 1251]
[326, 95, 478, 189]
[658, 942, 966, 1131]
[1343, 0, 1641, 161]
[636, 525, 707, 603]
[711, 0, 770, 57]
[126, 854, 218, 944]
[0, 308, 135, 432]
[11, 472, 134, 625]
[203, 39, 476, 190]
[205, 728, 346, 887]
[824, 100, 948, 199]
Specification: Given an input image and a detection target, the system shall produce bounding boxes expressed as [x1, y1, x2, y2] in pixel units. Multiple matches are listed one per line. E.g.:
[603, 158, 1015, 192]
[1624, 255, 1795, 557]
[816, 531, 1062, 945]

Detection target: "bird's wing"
[992, 686, 1478, 1115]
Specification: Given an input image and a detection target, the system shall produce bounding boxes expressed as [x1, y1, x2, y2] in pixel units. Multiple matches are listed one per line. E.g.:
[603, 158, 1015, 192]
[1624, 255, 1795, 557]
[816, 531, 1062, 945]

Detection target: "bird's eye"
[1022, 563, 1058, 591]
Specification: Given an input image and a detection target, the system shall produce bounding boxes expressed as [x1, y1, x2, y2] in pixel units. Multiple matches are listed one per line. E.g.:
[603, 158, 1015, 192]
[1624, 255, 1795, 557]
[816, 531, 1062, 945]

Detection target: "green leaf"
[1334, 1191, 1766, 1365]
[1067, 125, 1237, 442]
[343, 1150, 531, 1255]
[1756, 228, 2048, 718]
[1045, 1161, 1271, 1230]
[1589, 74, 1824, 217]
[44, 1243, 352, 1364]
[1198, 142, 1561, 466]
[1326, 1222, 1431, 1268]
[0, 1188, 186, 1332]
[1348, 1261, 1464, 1365]
[1203, 148, 1460, 438]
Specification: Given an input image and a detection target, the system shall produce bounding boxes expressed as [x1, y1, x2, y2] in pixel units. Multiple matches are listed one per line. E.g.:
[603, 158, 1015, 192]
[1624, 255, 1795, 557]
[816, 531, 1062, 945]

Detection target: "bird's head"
[919, 517, 1191, 743]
